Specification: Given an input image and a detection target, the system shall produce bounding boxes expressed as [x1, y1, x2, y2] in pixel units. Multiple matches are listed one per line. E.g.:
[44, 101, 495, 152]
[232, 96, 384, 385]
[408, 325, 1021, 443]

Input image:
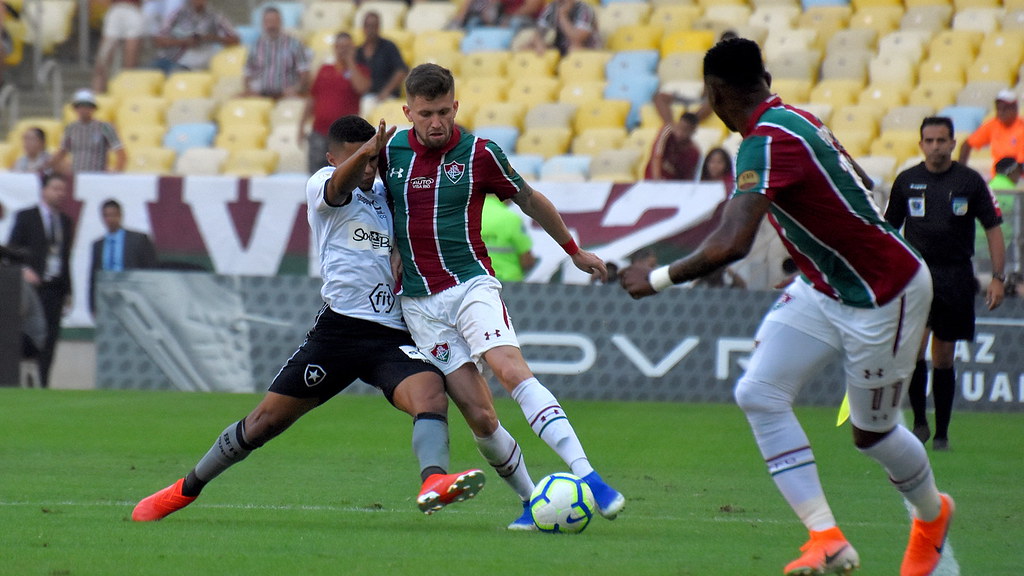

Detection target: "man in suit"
[90, 199, 158, 313]
[7, 173, 75, 388]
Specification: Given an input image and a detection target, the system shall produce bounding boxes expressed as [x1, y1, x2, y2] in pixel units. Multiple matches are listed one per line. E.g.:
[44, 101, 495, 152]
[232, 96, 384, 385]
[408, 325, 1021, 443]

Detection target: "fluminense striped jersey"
[380, 128, 526, 297]
[733, 96, 924, 308]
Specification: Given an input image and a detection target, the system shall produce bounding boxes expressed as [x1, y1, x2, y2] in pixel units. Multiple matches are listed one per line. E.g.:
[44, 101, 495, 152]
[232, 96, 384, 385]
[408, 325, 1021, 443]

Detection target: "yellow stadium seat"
[460, 51, 511, 79]
[589, 148, 643, 183]
[954, 0, 999, 8]
[918, 58, 967, 85]
[767, 51, 821, 82]
[929, 29, 983, 59]
[855, 154, 898, 186]
[6, 117, 63, 155]
[210, 76, 245, 104]
[821, 50, 871, 82]
[369, 98, 413, 129]
[116, 97, 169, 129]
[505, 77, 561, 107]
[924, 43, 978, 71]
[412, 30, 464, 64]
[459, 77, 509, 110]
[649, 5, 703, 35]
[657, 52, 703, 84]
[209, 45, 248, 78]
[571, 127, 628, 156]
[0, 141, 16, 169]
[516, 127, 572, 159]
[353, 1, 408, 32]
[881, 105, 935, 132]
[175, 147, 228, 175]
[908, 82, 962, 109]
[473, 102, 527, 130]
[979, 32, 1024, 63]
[223, 149, 279, 177]
[900, 5, 951, 34]
[639, 103, 676, 130]
[120, 124, 167, 149]
[524, 103, 577, 130]
[216, 97, 274, 127]
[749, 5, 800, 30]
[215, 125, 269, 152]
[802, 103, 834, 125]
[404, 2, 456, 33]
[574, 100, 631, 133]
[851, 0, 901, 8]
[772, 79, 813, 104]
[826, 28, 877, 55]
[876, 31, 929, 65]
[165, 98, 217, 126]
[833, 130, 873, 157]
[302, 1, 356, 34]
[108, 69, 165, 99]
[163, 71, 215, 100]
[1001, 10, 1024, 33]
[661, 30, 716, 57]
[597, 2, 652, 38]
[848, 6, 903, 38]
[125, 147, 176, 174]
[952, 8, 1000, 33]
[703, 5, 752, 27]
[269, 97, 307, 130]
[799, 6, 853, 33]
[608, 24, 662, 52]
[870, 130, 922, 164]
[557, 50, 612, 82]
[623, 127, 660, 155]
[966, 58, 1016, 85]
[20, 0, 75, 54]
[558, 81, 606, 107]
[419, 49, 461, 77]
[810, 79, 867, 108]
[859, 83, 910, 108]
[507, 50, 560, 79]
[830, 104, 885, 139]
[956, 80, 1006, 107]
[869, 54, 918, 85]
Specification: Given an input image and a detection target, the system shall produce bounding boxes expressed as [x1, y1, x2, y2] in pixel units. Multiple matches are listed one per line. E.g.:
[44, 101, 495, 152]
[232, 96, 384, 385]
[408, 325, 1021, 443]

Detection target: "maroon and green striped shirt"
[381, 128, 526, 297]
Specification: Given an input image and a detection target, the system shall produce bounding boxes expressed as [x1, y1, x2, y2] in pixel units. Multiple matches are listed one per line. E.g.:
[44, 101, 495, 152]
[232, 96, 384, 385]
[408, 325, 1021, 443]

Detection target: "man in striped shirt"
[381, 63, 624, 530]
[243, 6, 310, 99]
[152, 0, 238, 73]
[621, 38, 953, 576]
[49, 90, 125, 174]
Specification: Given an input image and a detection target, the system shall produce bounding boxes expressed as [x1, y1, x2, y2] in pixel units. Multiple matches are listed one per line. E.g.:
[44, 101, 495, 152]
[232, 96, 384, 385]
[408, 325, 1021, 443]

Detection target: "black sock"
[908, 359, 929, 427]
[932, 367, 956, 440]
[181, 470, 207, 497]
[420, 466, 446, 483]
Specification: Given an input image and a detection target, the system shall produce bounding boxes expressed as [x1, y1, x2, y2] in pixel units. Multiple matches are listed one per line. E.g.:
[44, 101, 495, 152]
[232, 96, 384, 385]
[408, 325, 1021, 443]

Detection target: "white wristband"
[648, 265, 674, 292]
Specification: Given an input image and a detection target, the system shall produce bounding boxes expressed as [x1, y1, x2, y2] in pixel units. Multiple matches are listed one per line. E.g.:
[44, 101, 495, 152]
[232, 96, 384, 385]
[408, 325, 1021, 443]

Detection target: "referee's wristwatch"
[992, 272, 1006, 282]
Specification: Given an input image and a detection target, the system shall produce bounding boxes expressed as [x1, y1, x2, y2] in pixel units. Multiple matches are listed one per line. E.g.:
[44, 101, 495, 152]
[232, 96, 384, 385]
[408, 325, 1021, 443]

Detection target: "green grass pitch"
[2, 388, 1021, 575]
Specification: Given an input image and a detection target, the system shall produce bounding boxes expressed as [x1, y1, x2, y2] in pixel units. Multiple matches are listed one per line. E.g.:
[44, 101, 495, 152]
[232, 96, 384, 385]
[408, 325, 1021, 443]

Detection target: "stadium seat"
[876, 31, 930, 65]
[404, 2, 456, 33]
[301, 1, 355, 34]
[558, 50, 612, 82]
[821, 50, 871, 82]
[648, 5, 702, 35]
[848, 6, 903, 38]
[352, 1, 408, 32]
[608, 25, 662, 52]
[869, 54, 918, 85]
[589, 148, 643, 183]
[558, 81, 607, 107]
[507, 50, 560, 78]
[660, 30, 717, 57]
[540, 154, 591, 182]
[120, 124, 167, 149]
[116, 97, 169, 129]
[881, 105, 934, 132]
[265, 125, 307, 174]
[900, 5, 951, 34]
[767, 51, 822, 82]
[108, 69, 165, 99]
[269, 97, 306, 130]
[826, 28, 877, 55]
[162, 122, 217, 156]
[574, 100, 631, 133]
[954, 0, 1000, 8]
[855, 155, 898, 187]
[979, 33, 1024, 63]
[368, 98, 412, 128]
[596, 2, 652, 38]
[505, 77, 561, 107]
[952, 8, 1000, 33]
[505, 154, 544, 181]
[163, 71, 215, 101]
[749, 5, 800, 30]
[210, 76, 246, 104]
[604, 73, 661, 129]
[799, 6, 853, 50]
[860, 83, 909, 109]
[703, 5, 752, 28]
[223, 149, 279, 177]
[216, 97, 274, 128]
[417, 49, 461, 76]
[524, 103, 577, 130]
[692, 125, 726, 154]
[165, 98, 217, 126]
[929, 29, 983, 60]
[869, 130, 922, 164]
[811, 78, 867, 108]
[967, 58, 1017, 85]
[413, 30, 464, 64]
[772, 79, 813, 104]
[623, 127, 660, 156]
[763, 30, 819, 63]
[938, 105, 989, 136]
[20, 0, 75, 54]
[571, 127, 628, 156]
[460, 51, 510, 79]
[918, 55, 970, 85]
[1001, 10, 1024, 33]
[215, 125, 269, 152]
[657, 52, 704, 84]
[209, 45, 248, 78]
[460, 27, 515, 53]
[459, 77, 509, 111]
[831, 104, 885, 139]
[472, 126, 519, 153]
[473, 102, 527, 130]
[175, 147, 228, 176]
[908, 82, 962, 110]
[516, 127, 572, 158]
[956, 81, 1007, 108]
[125, 147, 176, 174]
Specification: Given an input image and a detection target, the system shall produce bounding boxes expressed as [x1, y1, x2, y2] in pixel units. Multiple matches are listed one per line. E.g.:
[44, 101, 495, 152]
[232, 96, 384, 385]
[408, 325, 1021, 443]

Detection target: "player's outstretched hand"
[361, 118, 396, 158]
[619, 264, 657, 300]
[571, 249, 607, 283]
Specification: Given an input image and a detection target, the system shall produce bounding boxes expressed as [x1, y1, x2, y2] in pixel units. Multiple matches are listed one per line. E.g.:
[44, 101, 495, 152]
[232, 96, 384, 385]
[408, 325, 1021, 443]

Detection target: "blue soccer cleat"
[507, 499, 537, 531]
[582, 471, 625, 520]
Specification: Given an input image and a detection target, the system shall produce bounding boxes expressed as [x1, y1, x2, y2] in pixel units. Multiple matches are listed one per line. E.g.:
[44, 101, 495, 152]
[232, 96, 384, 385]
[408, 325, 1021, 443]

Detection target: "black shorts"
[928, 264, 978, 342]
[268, 305, 442, 405]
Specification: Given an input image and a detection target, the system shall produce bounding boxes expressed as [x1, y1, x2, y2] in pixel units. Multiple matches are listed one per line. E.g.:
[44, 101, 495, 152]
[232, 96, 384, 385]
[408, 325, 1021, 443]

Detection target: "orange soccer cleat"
[416, 469, 485, 514]
[784, 526, 860, 575]
[901, 493, 955, 576]
[131, 478, 197, 522]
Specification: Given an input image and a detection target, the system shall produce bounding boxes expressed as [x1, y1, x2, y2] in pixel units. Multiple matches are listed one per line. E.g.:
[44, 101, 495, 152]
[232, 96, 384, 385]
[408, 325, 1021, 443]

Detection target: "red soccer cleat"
[901, 493, 955, 576]
[416, 469, 485, 515]
[131, 478, 197, 522]
[784, 526, 860, 575]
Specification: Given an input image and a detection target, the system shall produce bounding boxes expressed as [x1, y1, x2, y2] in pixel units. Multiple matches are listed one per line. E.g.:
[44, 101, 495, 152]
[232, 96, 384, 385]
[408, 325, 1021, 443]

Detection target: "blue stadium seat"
[251, 2, 305, 30]
[162, 122, 217, 156]
[234, 25, 261, 49]
[505, 154, 545, 180]
[472, 126, 520, 154]
[540, 154, 592, 182]
[801, 0, 850, 9]
[938, 105, 988, 136]
[606, 50, 661, 82]
[604, 73, 661, 130]
[460, 27, 515, 53]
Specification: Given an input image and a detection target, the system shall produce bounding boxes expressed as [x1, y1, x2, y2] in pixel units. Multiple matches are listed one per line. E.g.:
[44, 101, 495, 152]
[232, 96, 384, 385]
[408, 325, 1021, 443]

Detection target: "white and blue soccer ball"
[529, 473, 596, 534]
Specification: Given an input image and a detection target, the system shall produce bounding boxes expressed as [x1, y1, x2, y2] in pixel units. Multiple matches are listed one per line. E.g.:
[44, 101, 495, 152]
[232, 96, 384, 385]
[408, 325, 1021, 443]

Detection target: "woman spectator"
[13, 127, 51, 174]
[699, 147, 734, 197]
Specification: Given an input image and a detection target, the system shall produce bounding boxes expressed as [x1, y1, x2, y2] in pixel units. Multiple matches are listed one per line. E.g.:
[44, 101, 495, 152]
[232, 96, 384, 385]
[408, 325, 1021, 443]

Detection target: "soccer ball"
[529, 473, 596, 534]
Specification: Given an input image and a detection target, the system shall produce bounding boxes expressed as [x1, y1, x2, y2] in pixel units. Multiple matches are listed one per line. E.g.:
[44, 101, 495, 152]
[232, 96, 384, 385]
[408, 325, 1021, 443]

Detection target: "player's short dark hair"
[327, 115, 376, 148]
[406, 63, 455, 101]
[101, 199, 121, 213]
[920, 116, 954, 139]
[704, 38, 766, 89]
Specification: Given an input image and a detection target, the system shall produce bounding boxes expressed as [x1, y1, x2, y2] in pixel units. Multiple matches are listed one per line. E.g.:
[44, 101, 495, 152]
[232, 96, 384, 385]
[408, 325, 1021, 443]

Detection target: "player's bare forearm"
[325, 119, 395, 204]
[512, 185, 573, 245]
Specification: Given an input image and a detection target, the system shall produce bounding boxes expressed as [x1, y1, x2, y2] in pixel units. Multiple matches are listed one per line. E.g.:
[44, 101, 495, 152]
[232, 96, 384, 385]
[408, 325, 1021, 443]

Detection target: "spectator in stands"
[49, 90, 126, 175]
[959, 90, 1024, 177]
[243, 6, 310, 99]
[700, 147, 735, 195]
[989, 156, 1021, 191]
[480, 195, 536, 282]
[302, 32, 370, 173]
[92, 0, 145, 93]
[355, 11, 408, 116]
[142, 0, 186, 37]
[13, 127, 52, 174]
[527, 0, 598, 56]
[151, 0, 238, 74]
[449, 0, 543, 35]
[89, 199, 158, 314]
[645, 111, 701, 181]
[987, 157, 1019, 279]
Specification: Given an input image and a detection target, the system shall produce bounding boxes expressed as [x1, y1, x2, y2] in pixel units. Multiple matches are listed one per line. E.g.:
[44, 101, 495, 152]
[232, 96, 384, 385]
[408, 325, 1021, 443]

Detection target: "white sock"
[511, 377, 590, 473]
[859, 425, 941, 521]
[766, 446, 836, 532]
[474, 423, 535, 500]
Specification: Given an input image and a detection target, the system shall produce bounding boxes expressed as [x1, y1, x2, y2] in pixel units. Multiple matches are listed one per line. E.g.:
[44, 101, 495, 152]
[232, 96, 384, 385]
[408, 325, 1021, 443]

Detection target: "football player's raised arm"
[324, 119, 395, 205]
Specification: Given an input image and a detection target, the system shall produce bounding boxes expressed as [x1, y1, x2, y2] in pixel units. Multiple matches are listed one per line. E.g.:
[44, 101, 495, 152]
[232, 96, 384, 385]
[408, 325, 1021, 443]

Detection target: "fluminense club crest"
[444, 161, 465, 184]
[430, 342, 451, 364]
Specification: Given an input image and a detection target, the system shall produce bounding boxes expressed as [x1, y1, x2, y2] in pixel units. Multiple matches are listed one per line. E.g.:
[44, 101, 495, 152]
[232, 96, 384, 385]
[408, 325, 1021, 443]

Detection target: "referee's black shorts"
[927, 263, 978, 343]
[268, 305, 442, 405]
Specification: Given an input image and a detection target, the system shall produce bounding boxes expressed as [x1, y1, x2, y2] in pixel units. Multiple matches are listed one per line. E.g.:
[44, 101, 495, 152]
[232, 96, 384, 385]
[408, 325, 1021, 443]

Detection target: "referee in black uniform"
[885, 116, 1006, 451]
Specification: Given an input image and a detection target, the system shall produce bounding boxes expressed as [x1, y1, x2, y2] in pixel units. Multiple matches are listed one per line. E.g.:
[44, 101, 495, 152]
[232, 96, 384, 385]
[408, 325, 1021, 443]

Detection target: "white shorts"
[401, 275, 519, 375]
[758, 268, 932, 431]
[102, 3, 145, 39]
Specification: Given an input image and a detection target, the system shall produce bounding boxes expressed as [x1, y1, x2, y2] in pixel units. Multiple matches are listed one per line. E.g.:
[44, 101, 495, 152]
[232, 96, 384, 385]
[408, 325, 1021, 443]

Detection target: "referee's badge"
[304, 364, 327, 387]
[952, 197, 968, 216]
[429, 342, 451, 364]
[908, 197, 925, 217]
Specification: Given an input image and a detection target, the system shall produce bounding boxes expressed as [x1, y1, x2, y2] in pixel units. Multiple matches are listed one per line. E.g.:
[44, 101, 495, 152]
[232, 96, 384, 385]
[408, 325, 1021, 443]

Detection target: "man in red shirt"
[644, 111, 701, 181]
[301, 32, 370, 173]
[959, 89, 1024, 176]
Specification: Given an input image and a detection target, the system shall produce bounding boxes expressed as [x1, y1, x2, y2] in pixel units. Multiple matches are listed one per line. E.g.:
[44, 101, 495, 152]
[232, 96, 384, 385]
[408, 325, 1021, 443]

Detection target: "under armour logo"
[863, 368, 884, 379]
[484, 329, 502, 340]
[389, 167, 404, 179]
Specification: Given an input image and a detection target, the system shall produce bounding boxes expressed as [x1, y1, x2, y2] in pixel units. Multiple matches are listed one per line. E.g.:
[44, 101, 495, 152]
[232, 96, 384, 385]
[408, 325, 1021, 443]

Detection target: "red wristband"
[560, 238, 580, 256]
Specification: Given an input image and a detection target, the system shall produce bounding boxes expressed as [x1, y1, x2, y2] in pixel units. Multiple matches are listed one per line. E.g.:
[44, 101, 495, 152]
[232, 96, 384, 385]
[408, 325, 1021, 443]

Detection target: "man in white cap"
[959, 89, 1024, 177]
[49, 89, 126, 175]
